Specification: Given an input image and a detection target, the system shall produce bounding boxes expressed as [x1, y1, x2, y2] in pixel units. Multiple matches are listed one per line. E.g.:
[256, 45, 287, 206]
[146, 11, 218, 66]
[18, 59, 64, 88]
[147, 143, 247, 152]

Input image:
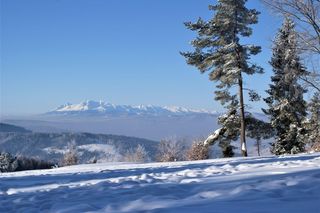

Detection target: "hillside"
[0, 132, 158, 163]
[3, 114, 220, 141]
[1, 153, 319, 212]
[0, 123, 31, 133]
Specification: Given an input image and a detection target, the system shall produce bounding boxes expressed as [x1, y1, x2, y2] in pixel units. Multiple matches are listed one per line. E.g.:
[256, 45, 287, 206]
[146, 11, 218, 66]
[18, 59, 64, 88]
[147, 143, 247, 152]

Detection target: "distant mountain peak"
[46, 100, 216, 117]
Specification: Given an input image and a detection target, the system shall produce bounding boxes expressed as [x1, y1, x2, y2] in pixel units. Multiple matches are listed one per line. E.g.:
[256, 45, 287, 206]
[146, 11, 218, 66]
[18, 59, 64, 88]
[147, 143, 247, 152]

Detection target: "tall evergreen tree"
[181, 0, 263, 156]
[263, 18, 308, 155]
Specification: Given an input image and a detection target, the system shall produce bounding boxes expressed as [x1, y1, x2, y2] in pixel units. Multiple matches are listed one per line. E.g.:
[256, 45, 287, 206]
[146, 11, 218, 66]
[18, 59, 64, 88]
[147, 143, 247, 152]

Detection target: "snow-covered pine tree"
[263, 18, 308, 155]
[0, 152, 18, 173]
[181, 0, 263, 157]
[308, 92, 320, 150]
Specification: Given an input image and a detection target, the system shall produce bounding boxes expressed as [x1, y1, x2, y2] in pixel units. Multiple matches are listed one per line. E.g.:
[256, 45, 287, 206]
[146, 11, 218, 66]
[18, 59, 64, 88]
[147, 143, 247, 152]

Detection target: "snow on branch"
[204, 128, 225, 146]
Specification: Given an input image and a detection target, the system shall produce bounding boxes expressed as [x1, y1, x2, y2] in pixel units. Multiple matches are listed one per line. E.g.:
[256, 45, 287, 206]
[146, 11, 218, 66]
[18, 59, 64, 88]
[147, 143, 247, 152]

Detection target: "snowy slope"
[1, 153, 320, 212]
[0, 132, 159, 163]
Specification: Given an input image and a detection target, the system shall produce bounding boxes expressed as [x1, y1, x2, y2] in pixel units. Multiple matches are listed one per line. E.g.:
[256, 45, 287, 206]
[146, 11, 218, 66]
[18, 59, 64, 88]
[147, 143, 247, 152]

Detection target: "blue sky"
[1, 0, 282, 115]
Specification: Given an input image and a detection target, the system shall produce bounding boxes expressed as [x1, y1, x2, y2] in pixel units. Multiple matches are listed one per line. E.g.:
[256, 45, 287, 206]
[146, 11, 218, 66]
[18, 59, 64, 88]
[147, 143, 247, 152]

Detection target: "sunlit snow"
[1, 153, 320, 212]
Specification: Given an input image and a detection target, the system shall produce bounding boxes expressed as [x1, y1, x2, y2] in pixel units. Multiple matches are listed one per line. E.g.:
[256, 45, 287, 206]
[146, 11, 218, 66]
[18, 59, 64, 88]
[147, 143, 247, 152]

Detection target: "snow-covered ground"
[1, 153, 320, 213]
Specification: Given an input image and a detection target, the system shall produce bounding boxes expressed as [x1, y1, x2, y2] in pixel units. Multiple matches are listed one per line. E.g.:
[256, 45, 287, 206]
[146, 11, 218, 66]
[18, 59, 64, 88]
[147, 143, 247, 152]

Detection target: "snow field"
[0, 153, 320, 212]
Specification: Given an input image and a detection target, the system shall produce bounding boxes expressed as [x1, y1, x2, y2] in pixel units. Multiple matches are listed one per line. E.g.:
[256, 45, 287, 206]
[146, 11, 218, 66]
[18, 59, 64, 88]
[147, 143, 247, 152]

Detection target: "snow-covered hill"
[1, 153, 320, 212]
[46, 100, 216, 117]
[0, 132, 159, 164]
[0, 123, 31, 133]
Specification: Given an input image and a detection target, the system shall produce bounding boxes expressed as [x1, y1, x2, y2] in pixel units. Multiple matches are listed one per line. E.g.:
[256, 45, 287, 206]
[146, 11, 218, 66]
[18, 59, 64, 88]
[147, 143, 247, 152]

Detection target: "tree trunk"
[257, 139, 261, 157]
[234, 6, 247, 157]
[239, 75, 248, 157]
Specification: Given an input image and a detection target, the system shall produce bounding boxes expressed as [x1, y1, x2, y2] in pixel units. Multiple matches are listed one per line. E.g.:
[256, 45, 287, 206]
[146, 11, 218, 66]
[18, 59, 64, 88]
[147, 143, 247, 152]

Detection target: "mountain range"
[0, 100, 215, 140]
[2, 100, 267, 141]
[45, 100, 216, 117]
[2, 100, 265, 141]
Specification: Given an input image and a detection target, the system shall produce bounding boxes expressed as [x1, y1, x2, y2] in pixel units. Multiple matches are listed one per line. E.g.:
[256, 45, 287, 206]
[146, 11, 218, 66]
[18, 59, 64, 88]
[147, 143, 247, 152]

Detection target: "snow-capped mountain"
[46, 100, 216, 117]
[4, 101, 267, 141]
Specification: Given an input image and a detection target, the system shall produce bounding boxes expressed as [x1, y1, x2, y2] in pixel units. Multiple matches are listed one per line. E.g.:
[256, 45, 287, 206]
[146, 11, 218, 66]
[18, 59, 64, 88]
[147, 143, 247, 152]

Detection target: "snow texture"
[1, 153, 320, 212]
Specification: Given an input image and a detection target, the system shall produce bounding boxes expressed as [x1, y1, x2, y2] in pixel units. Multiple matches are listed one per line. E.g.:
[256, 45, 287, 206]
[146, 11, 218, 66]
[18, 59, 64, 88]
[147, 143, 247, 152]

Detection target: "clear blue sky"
[1, 0, 281, 116]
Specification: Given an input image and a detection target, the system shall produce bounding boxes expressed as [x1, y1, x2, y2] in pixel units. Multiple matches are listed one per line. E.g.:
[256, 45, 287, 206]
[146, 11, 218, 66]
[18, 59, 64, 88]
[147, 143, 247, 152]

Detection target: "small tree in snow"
[123, 144, 150, 163]
[246, 116, 274, 156]
[156, 138, 185, 162]
[187, 139, 210, 161]
[62, 141, 78, 166]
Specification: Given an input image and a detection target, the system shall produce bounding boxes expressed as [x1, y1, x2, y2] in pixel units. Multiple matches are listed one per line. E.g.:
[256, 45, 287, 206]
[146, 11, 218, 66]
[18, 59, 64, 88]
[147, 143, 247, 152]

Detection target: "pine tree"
[263, 18, 308, 155]
[0, 152, 18, 173]
[246, 115, 274, 156]
[181, 0, 263, 157]
[308, 92, 320, 150]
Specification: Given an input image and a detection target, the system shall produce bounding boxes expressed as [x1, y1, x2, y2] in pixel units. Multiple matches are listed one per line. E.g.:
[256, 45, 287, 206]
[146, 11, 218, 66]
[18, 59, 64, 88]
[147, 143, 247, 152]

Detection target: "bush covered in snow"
[187, 140, 210, 161]
[156, 138, 186, 162]
[62, 142, 78, 166]
[311, 137, 320, 152]
[122, 144, 150, 163]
